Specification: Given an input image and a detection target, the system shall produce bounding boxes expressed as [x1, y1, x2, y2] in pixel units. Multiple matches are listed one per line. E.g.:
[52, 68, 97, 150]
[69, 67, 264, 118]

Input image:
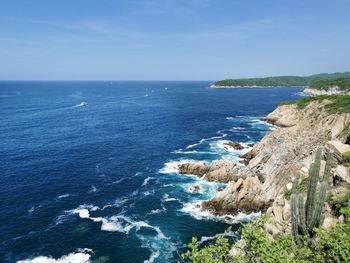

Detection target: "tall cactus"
[291, 148, 333, 240]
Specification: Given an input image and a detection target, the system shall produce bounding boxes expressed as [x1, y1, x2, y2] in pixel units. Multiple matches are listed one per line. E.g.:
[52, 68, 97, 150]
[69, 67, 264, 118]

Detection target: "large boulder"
[326, 140, 350, 162]
[335, 165, 350, 184]
[178, 161, 208, 176]
[202, 176, 270, 215]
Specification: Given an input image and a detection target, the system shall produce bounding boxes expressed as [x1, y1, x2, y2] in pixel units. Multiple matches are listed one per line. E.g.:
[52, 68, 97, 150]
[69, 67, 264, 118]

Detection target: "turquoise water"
[0, 81, 303, 262]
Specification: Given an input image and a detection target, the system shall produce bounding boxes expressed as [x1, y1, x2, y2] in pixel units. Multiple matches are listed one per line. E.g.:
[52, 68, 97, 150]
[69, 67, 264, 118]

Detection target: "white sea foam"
[88, 185, 98, 193]
[111, 177, 126, 184]
[143, 251, 160, 263]
[185, 185, 204, 194]
[162, 194, 179, 202]
[17, 248, 92, 263]
[142, 177, 154, 187]
[185, 134, 227, 150]
[172, 149, 216, 155]
[180, 201, 261, 223]
[57, 194, 71, 199]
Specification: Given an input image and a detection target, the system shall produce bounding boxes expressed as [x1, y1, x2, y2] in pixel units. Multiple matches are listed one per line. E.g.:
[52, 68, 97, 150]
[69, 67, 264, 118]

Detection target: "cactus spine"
[291, 148, 333, 240]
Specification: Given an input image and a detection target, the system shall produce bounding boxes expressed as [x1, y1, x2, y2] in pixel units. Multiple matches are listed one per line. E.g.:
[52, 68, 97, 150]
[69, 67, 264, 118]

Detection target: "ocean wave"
[185, 134, 227, 150]
[17, 248, 92, 263]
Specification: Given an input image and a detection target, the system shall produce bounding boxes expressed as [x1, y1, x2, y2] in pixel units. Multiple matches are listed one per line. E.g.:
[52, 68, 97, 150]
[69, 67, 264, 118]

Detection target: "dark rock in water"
[223, 141, 244, 150]
[239, 150, 255, 165]
[247, 143, 254, 147]
[188, 185, 203, 194]
[193, 185, 201, 192]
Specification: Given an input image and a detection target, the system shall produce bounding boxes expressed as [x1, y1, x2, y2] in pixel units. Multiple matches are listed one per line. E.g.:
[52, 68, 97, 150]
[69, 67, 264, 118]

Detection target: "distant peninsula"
[211, 72, 350, 90]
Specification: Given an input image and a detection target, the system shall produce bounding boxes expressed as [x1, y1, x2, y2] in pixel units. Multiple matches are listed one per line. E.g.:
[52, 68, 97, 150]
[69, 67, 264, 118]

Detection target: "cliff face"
[201, 100, 350, 218]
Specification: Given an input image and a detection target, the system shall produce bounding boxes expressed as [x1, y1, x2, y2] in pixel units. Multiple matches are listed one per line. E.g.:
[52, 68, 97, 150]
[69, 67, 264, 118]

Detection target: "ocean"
[0, 81, 303, 262]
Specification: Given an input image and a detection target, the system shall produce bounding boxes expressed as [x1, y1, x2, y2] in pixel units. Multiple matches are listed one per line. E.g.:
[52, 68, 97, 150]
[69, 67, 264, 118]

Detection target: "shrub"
[342, 151, 350, 166]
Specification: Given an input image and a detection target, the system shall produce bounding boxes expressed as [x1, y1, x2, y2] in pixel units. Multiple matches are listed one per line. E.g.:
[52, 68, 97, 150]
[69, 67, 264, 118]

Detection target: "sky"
[0, 0, 349, 80]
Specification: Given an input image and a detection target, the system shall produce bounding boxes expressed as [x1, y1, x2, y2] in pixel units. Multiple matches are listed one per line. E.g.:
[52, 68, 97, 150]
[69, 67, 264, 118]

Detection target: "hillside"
[212, 72, 350, 88]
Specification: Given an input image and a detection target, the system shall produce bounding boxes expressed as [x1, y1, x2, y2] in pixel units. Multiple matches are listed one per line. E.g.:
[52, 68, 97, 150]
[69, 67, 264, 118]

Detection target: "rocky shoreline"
[177, 99, 350, 237]
[303, 87, 350, 96]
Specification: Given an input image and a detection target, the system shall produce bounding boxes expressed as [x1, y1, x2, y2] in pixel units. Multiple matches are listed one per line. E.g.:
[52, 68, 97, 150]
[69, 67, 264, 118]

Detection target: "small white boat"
[77, 101, 88, 107]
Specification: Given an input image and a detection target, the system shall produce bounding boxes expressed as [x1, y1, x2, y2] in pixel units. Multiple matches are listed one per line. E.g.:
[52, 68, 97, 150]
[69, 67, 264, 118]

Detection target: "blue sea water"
[0, 81, 303, 263]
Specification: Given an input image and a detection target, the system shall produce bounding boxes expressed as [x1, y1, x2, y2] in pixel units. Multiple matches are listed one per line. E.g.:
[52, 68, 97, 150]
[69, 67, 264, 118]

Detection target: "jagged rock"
[202, 176, 270, 215]
[223, 141, 244, 150]
[286, 182, 293, 191]
[178, 160, 246, 183]
[229, 239, 245, 257]
[239, 150, 255, 165]
[263, 222, 280, 239]
[204, 160, 246, 183]
[282, 202, 291, 221]
[322, 215, 338, 229]
[326, 140, 350, 162]
[335, 165, 350, 184]
[178, 161, 208, 176]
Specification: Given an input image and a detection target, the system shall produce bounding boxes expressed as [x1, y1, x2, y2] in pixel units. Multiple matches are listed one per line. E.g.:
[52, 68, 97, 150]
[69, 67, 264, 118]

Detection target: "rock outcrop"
[178, 160, 246, 183]
[303, 87, 350, 96]
[201, 100, 350, 216]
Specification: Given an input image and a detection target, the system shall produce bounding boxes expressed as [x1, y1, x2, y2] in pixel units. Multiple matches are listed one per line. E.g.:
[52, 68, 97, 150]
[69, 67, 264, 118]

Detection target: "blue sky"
[0, 0, 349, 80]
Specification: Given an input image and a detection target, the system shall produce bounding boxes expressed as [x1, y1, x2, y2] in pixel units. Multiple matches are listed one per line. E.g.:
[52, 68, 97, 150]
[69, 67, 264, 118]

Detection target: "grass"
[281, 95, 350, 113]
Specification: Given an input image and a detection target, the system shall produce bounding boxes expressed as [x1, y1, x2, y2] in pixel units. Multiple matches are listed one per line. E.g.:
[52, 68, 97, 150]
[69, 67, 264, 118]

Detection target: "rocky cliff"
[179, 99, 350, 234]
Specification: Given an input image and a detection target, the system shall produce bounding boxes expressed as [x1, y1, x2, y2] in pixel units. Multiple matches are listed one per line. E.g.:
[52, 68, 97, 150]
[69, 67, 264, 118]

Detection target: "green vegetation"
[213, 72, 350, 87]
[181, 214, 350, 263]
[342, 151, 350, 166]
[180, 231, 232, 263]
[310, 78, 350, 91]
[291, 149, 332, 239]
[281, 95, 350, 113]
[328, 192, 350, 217]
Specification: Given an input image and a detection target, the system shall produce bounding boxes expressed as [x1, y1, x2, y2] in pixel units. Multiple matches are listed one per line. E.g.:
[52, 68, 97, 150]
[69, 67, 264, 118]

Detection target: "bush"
[182, 215, 350, 263]
[342, 151, 350, 166]
[180, 233, 232, 263]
